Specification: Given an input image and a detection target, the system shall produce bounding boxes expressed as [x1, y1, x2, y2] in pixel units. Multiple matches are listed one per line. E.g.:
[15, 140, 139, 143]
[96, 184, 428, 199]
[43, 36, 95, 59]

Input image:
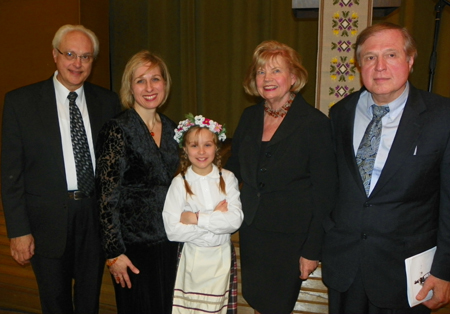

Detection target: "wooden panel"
[0, 205, 41, 313]
[0, 282, 41, 314]
[0, 0, 80, 103]
[99, 268, 117, 314]
[80, 0, 113, 89]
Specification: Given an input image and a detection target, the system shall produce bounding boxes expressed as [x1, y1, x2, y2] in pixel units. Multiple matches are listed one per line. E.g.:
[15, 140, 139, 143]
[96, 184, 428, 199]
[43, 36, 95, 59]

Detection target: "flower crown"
[174, 113, 226, 147]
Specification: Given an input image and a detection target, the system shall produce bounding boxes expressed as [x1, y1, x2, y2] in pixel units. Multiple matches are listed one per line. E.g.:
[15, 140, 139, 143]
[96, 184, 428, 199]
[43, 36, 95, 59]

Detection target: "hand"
[417, 274, 450, 309]
[299, 256, 319, 280]
[10, 234, 35, 265]
[180, 211, 198, 224]
[108, 254, 140, 289]
[214, 200, 228, 212]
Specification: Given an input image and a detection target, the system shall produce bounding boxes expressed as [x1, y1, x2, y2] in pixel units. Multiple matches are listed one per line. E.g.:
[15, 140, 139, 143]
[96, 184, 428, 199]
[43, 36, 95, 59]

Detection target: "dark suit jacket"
[322, 84, 450, 308]
[1, 77, 121, 258]
[226, 94, 337, 259]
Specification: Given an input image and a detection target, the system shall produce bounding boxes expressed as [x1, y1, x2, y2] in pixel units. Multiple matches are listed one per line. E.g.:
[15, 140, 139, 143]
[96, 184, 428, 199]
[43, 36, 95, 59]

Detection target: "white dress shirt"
[53, 71, 95, 191]
[353, 82, 410, 195]
[163, 165, 243, 247]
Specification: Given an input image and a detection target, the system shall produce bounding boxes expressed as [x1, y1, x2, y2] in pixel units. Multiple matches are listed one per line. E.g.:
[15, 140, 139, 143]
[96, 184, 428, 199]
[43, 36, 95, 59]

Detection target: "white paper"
[405, 246, 436, 307]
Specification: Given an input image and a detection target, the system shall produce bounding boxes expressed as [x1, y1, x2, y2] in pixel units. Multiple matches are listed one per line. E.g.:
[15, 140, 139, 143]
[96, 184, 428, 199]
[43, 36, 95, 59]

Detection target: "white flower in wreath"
[194, 115, 205, 125]
[173, 113, 227, 147]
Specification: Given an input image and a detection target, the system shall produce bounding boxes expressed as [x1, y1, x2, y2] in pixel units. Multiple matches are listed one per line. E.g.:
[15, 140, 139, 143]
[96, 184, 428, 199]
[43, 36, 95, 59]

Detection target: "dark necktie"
[355, 104, 390, 196]
[68, 92, 94, 195]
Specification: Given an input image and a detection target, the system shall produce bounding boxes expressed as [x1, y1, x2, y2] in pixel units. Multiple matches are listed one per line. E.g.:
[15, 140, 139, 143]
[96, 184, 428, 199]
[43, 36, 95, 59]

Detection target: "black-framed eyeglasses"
[56, 48, 94, 63]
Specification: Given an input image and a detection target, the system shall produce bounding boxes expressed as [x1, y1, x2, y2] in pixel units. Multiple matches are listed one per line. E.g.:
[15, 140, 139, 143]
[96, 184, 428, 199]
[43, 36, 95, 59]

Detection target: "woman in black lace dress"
[95, 50, 179, 313]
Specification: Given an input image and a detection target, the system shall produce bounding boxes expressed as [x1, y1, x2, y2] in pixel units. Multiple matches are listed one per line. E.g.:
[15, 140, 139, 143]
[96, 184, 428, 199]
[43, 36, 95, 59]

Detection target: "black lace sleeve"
[95, 120, 126, 258]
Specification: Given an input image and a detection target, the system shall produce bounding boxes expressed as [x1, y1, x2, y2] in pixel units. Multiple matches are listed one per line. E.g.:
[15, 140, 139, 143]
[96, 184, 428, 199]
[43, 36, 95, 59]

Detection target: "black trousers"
[31, 197, 104, 314]
[328, 269, 431, 314]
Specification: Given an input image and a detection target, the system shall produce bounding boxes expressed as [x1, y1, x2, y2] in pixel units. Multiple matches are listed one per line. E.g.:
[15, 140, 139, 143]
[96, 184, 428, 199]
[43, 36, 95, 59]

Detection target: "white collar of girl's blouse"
[186, 164, 220, 181]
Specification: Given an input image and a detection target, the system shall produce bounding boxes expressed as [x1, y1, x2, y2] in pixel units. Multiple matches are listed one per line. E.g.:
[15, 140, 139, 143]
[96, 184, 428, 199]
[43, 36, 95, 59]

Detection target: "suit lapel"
[266, 94, 308, 148]
[370, 86, 426, 197]
[38, 78, 66, 178]
[340, 91, 367, 196]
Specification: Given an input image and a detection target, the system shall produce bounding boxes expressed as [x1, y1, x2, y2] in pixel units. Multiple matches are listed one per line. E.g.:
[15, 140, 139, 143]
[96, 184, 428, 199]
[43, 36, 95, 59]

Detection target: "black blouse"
[95, 109, 179, 259]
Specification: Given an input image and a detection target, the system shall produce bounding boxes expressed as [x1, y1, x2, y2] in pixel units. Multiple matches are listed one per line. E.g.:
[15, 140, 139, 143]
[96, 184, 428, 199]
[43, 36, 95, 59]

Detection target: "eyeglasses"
[56, 48, 94, 63]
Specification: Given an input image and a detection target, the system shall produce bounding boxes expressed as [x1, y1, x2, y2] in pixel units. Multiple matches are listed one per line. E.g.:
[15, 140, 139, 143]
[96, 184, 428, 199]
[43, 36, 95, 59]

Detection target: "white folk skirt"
[172, 241, 231, 314]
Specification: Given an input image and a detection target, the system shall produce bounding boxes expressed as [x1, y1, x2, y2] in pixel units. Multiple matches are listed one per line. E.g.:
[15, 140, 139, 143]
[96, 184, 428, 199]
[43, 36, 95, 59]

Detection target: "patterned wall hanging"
[315, 0, 373, 114]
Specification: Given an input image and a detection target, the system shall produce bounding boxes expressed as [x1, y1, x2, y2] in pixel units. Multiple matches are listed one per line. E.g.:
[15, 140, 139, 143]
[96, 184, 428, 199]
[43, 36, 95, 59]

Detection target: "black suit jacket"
[226, 94, 337, 259]
[322, 84, 450, 308]
[1, 77, 121, 258]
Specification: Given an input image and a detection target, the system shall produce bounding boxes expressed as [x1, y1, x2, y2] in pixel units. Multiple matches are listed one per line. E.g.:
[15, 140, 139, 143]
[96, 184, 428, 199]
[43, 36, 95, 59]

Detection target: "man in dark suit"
[1, 24, 121, 314]
[322, 22, 450, 314]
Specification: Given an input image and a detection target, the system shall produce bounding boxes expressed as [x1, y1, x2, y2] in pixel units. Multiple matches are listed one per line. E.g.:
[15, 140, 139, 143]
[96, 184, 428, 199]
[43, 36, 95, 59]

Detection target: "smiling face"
[184, 127, 217, 176]
[52, 30, 94, 91]
[255, 55, 297, 107]
[131, 63, 166, 113]
[359, 29, 414, 106]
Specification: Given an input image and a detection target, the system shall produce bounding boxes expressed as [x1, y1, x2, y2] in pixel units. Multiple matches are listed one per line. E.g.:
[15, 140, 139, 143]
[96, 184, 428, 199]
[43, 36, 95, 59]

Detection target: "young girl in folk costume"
[163, 114, 243, 314]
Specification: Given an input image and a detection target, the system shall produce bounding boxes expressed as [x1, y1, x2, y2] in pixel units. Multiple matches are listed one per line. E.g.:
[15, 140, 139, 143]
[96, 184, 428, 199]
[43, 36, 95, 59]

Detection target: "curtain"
[110, 0, 450, 136]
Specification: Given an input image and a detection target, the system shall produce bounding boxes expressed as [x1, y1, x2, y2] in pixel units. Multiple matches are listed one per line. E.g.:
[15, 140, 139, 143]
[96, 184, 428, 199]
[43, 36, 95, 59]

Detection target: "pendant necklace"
[148, 120, 156, 137]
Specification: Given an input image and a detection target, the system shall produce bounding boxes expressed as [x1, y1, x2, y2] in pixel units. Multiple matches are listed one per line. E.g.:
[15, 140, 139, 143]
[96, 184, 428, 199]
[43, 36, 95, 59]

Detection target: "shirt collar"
[53, 71, 85, 104]
[186, 164, 220, 181]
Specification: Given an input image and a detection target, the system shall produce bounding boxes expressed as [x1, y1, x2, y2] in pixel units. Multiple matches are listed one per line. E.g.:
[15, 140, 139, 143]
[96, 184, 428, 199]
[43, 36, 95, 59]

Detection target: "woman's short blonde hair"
[120, 50, 172, 109]
[243, 40, 308, 97]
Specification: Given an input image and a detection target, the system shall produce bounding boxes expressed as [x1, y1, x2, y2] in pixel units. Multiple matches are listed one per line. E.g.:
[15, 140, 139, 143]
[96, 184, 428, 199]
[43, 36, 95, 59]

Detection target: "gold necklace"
[264, 93, 295, 118]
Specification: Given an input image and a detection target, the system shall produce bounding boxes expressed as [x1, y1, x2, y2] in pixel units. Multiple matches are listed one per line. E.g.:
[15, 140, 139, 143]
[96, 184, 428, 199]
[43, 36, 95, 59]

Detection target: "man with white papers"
[322, 22, 450, 314]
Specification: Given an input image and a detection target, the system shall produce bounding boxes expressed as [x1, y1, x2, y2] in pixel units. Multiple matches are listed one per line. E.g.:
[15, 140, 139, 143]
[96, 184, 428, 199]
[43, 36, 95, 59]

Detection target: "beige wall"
[0, 0, 112, 115]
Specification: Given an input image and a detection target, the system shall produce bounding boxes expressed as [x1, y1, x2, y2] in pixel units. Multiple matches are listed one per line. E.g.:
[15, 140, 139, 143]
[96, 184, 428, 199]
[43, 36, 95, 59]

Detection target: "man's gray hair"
[52, 24, 99, 58]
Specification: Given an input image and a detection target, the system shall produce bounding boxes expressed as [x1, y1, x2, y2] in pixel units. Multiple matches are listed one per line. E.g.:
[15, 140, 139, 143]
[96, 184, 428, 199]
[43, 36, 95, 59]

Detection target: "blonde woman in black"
[96, 51, 179, 313]
[227, 40, 338, 314]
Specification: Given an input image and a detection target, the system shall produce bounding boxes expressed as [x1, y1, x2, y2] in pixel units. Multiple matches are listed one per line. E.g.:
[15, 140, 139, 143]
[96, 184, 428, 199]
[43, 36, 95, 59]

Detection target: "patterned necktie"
[356, 104, 390, 196]
[68, 92, 95, 195]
